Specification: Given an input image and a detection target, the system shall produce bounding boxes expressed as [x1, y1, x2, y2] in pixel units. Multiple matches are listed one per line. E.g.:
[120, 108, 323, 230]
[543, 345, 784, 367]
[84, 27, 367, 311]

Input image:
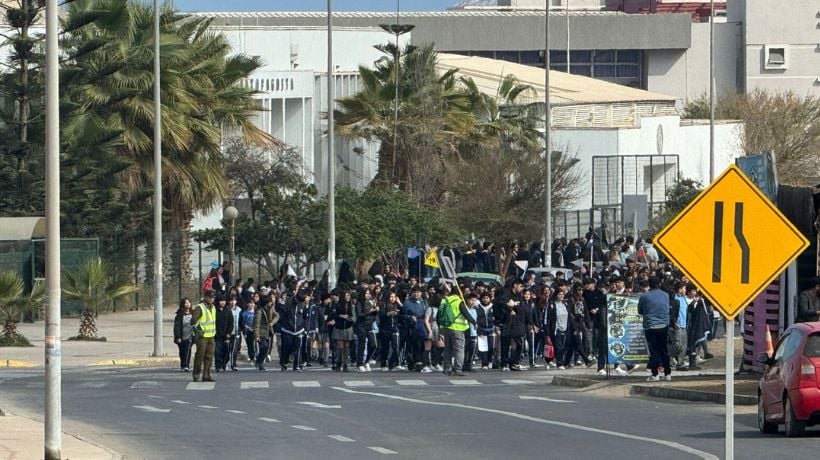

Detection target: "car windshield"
[804, 333, 820, 358]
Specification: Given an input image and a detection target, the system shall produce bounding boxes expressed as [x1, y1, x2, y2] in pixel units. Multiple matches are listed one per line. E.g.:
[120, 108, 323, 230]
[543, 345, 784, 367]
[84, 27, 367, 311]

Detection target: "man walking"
[253, 297, 280, 371]
[638, 277, 672, 381]
[192, 290, 217, 382]
[439, 281, 476, 377]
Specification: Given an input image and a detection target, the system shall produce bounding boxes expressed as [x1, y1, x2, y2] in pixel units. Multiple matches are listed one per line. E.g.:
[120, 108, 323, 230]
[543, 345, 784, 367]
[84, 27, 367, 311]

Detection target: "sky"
[172, 0, 457, 13]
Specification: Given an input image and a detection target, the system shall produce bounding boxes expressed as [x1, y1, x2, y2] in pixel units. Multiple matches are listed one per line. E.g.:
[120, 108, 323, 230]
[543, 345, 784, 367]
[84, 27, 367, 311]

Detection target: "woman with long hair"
[329, 290, 355, 372]
[173, 298, 194, 371]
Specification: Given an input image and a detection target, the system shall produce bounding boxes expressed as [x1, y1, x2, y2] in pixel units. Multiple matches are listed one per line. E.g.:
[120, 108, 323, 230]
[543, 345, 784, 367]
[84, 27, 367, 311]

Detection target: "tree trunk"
[78, 309, 97, 338]
[3, 319, 18, 339]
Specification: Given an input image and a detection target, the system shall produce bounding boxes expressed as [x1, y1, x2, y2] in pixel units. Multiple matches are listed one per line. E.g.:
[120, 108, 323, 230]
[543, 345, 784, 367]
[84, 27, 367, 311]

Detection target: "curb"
[551, 375, 601, 388]
[88, 357, 179, 367]
[3, 360, 38, 368]
[630, 384, 757, 405]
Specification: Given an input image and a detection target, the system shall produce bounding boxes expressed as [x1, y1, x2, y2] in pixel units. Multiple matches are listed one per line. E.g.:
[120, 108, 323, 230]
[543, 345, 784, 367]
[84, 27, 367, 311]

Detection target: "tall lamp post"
[224, 206, 238, 269]
[151, 0, 163, 358]
[543, 3, 553, 262]
[327, 0, 337, 290]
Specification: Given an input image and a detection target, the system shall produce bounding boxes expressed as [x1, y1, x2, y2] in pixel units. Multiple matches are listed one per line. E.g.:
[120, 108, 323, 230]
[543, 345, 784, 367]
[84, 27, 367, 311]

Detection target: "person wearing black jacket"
[582, 278, 609, 374]
[476, 292, 496, 370]
[520, 289, 538, 368]
[279, 292, 310, 372]
[378, 291, 403, 371]
[567, 287, 592, 367]
[355, 289, 379, 372]
[213, 296, 234, 372]
[499, 295, 527, 372]
[329, 290, 356, 372]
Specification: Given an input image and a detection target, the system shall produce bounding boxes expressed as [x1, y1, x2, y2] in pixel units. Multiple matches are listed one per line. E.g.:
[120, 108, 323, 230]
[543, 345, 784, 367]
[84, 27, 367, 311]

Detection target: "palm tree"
[0, 271, 44, 345]
[335, 44, 474, 204]
[62, 258, 138, 339]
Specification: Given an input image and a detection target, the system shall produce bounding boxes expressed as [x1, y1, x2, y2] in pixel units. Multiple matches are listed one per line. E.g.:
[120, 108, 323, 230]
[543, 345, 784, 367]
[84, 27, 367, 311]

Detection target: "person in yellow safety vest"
[439, 281, 476, 377]
[192, 290, 217, 382]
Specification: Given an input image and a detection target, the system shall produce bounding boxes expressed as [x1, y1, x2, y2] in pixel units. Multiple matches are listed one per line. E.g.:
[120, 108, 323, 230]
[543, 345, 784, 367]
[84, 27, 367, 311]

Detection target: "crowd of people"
[174, 232, 724, 383]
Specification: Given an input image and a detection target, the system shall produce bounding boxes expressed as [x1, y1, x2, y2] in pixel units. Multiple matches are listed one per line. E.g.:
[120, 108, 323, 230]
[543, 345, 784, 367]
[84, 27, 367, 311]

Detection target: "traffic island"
[630, 383, 757, 405]
[88, 356, 179, 367]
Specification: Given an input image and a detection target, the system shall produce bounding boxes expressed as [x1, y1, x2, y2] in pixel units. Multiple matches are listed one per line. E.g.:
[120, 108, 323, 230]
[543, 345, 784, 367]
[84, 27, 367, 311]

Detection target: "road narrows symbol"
[734, 203, 750, 284]
[712, 201, 724, 283]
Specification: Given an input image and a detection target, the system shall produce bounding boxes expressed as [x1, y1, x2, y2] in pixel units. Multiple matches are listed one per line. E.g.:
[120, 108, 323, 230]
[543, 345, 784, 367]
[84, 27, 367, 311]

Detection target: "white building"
[437, 53, 744, 238]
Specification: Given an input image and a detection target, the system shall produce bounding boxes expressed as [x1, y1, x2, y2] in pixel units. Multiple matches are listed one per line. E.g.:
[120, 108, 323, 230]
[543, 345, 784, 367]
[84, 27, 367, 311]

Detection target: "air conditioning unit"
[763, 45, 788, 70]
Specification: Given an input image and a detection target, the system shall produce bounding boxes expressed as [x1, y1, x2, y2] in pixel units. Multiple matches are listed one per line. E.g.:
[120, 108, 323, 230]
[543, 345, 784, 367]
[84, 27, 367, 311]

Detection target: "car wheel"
[758, 394, 777, 434]
[784, 397, 806, 438]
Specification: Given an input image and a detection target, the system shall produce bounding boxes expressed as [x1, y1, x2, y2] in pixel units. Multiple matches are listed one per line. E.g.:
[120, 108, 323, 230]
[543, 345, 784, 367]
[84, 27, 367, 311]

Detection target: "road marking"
[502, 380, 535, 385]
[197, 405, 218, 409]
[396, 379, 429, 386]
[344, 380, 375, 387]
[186, 382, 215, 391]
[240, 381, 269, 389]
[367, 447, 398, 455]
[519, 395, 576, 403]
[449, 379, 481, 385]
[225, 409, 246, 414]
[259, 417, 281, 423]
[77, 381, 108, 388]
[170, 400, 190, 405]
[327, 435, 355, 442]
[131, 381, 161, 389]
[290, 425, 317, 431]
[148, 395, 164, 399]
[292, 381, 321, 388]
[332, 387, 717, 460]
[133, 405, 170, 413]
[297, 401, 342, 409]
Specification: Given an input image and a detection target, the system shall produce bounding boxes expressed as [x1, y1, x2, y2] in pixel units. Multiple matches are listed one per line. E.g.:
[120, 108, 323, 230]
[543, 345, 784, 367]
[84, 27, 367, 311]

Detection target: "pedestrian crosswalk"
[81, 376, 547, 392]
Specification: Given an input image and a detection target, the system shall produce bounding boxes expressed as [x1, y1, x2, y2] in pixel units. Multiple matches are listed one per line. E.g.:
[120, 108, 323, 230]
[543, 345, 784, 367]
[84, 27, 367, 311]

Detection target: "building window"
[764, 45, 788, 70]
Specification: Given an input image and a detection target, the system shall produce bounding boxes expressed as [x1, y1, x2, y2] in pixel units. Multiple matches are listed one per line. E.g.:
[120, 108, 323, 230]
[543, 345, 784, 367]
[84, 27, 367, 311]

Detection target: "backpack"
[436, 297, 461, 328]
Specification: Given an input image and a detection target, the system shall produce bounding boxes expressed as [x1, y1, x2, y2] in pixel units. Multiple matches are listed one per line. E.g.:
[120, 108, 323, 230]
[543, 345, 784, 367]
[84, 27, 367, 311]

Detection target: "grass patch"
[67, 335, 108, 342]
[0, 335, 33, 347]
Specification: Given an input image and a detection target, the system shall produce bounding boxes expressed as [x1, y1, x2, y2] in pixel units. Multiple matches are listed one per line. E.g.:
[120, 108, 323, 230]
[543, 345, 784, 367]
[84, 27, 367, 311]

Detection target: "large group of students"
[174, 234, 723, 382]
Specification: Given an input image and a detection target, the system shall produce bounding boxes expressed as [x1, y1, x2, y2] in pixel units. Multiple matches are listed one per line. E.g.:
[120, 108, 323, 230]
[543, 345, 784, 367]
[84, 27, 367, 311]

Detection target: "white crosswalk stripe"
[449, 379, 481, 385]
[259, 417, 281, 423]
[501, 380, 535, 385]
[240, 381, 269, 389]
[343, 380, 375, 387]
[395, 379, 429, 386]
[131, 381, 161, 389]
[197, 405, 218, 409]
[78, 381, 109, 389]
[292, 381, 321, 388]
[225, 409, 246, 414]
[186, 382, 216, 391]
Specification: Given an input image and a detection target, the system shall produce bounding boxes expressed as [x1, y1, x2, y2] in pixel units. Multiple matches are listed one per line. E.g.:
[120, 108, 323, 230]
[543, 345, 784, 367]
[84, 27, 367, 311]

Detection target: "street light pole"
[152, 0, 163, 357]
[544, 3, 553, 260]
[327, 0, 337, 290]
[44, 0, 61, 458]
[565, 0, 570, 74]
[224, 206, 238, 269]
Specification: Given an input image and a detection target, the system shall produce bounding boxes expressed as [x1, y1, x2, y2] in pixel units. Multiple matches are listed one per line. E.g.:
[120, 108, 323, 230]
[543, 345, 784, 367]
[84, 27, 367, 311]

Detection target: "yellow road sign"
[424, 249, 440, 269]
[655, 165, 809, 320]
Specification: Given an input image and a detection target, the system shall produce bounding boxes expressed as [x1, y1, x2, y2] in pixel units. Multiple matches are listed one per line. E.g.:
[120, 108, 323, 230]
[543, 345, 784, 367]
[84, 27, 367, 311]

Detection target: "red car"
[757, 322, 820, 437]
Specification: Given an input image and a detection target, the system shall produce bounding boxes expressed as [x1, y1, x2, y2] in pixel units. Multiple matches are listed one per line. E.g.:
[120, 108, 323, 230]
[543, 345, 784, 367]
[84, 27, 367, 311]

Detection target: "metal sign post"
[725, 323, 734, 460]
[654, 164, 809, 460]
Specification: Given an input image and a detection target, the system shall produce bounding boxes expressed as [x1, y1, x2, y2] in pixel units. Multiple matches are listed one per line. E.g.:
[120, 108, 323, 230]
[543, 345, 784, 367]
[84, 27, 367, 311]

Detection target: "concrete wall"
[741, 0, 820, 96]
[646, 21, 741, 101]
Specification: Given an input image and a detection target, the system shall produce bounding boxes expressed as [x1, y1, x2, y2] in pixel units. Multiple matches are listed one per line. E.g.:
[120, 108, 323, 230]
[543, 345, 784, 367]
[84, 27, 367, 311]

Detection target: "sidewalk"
[0, 307, 180, 368]
[0, 409, 119, 460]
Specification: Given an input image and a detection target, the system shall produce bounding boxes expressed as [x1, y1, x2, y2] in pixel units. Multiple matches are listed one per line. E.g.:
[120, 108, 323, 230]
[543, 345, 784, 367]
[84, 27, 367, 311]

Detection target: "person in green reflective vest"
[192, 290, 217, 382]
[439, 281, 477, 377]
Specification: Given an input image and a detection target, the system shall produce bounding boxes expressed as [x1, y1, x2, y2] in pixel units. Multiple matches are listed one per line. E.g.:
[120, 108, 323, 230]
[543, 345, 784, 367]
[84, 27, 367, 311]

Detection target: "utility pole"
[327, 0, 337, 290]
[152, 0, 163, 357]
[44, 0, 61, 458]
[393, 0, 400, 183]
[544, 3, 553, 258]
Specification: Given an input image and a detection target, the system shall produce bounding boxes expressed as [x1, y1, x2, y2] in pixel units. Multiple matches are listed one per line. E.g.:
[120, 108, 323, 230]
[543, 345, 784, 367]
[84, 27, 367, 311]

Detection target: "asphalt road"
[1, 366, 818, 460]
